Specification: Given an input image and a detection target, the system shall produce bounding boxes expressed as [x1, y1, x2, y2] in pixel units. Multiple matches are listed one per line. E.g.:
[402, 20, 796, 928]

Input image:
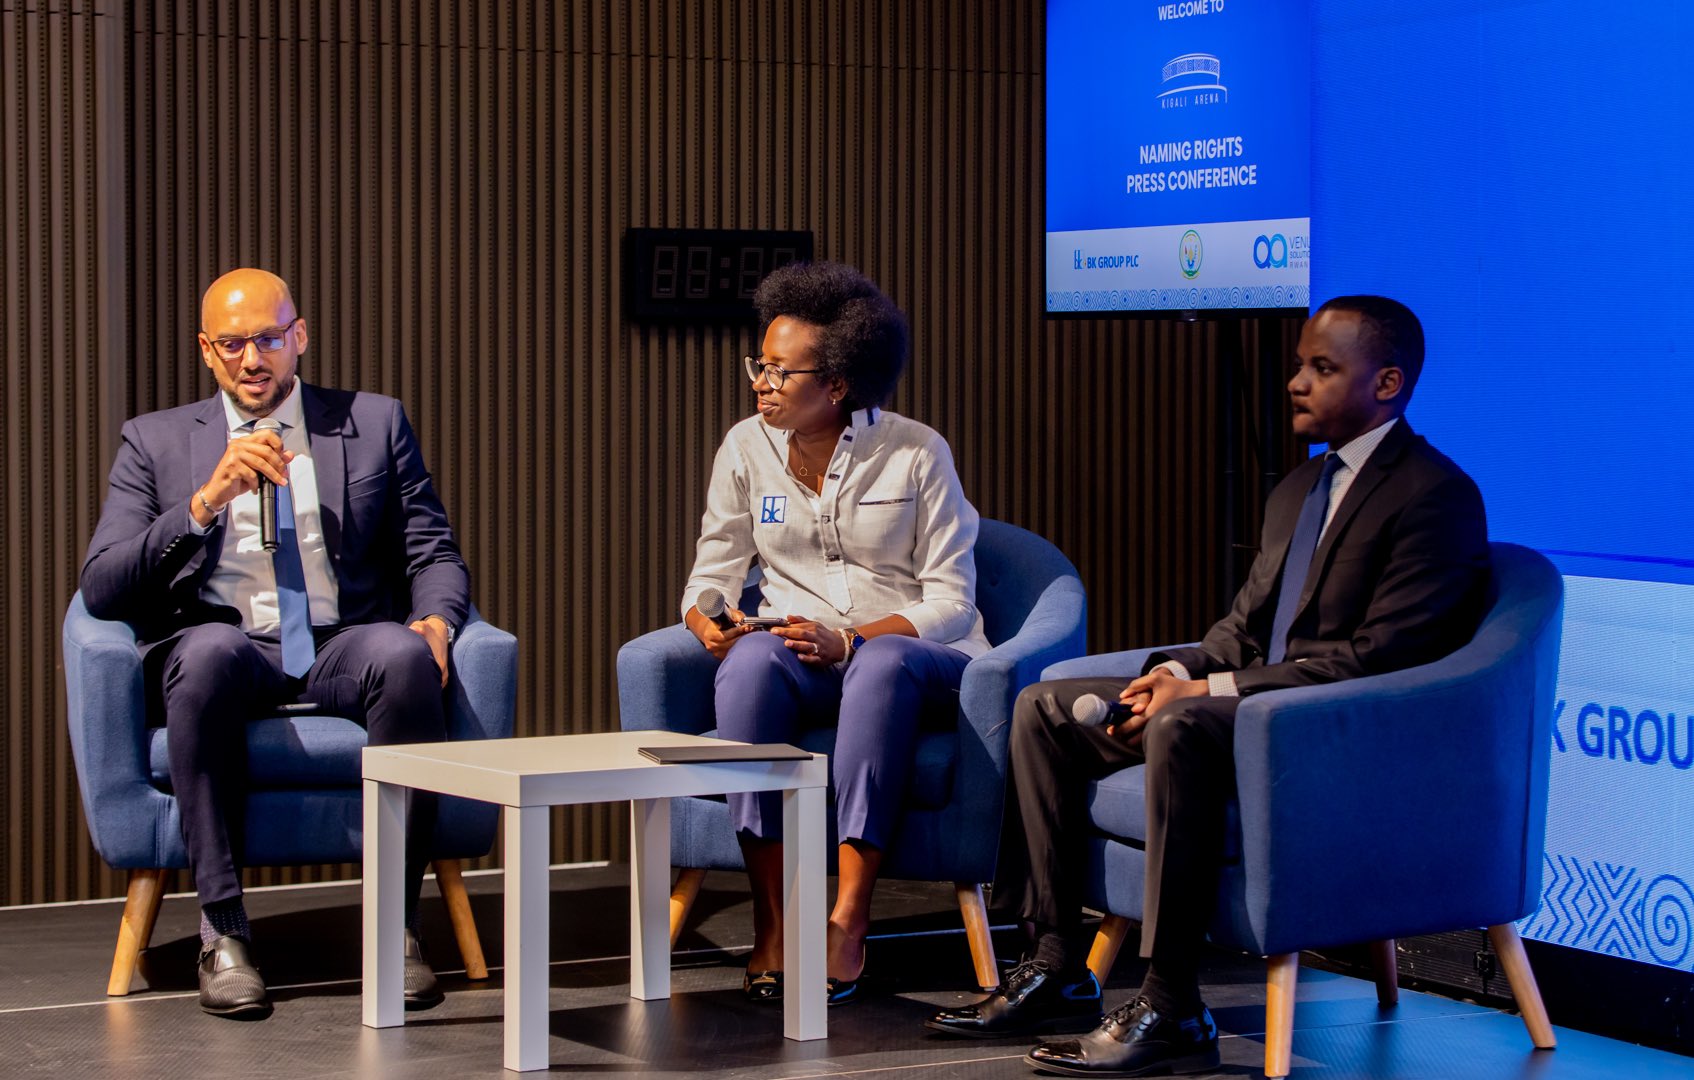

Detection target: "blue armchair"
[1042, 542, 1564, 1078]
[616, 519, 1087, 990]
[62, 592, 519, 995]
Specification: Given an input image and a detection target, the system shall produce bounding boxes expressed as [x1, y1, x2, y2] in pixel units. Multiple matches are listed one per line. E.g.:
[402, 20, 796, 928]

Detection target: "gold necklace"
[793, 444, 826, 478]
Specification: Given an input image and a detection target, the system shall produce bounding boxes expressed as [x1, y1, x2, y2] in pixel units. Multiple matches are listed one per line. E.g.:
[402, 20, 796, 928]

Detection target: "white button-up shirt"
[682, 407, 990, 658]
[1186, 415, 1402, 696]
[193, 380, 341, 632]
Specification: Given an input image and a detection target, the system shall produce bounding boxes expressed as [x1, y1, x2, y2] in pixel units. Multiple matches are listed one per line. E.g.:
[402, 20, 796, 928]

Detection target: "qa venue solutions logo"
[1179, 229, 1204, 278]
[1254, 233, 1288, 269]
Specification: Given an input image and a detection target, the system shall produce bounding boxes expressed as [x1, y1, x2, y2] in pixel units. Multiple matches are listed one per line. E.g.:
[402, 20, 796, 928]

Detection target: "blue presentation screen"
[1310, 3, 1694, 971]
[1046, 0, 1310, 313]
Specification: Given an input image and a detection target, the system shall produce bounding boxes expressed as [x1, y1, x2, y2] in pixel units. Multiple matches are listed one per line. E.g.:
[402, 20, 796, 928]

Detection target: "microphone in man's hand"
[1072, 693, 1136, 728]
[255, 418, 283, 552]
[695, 588, 738, 632]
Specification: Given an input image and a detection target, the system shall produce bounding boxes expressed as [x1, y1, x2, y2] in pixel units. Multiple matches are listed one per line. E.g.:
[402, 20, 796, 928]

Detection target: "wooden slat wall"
[2, 0, 1299, 905]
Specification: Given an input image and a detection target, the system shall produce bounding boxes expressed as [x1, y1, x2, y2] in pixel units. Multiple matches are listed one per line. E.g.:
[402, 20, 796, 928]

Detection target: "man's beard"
[222, 372, 294, 416]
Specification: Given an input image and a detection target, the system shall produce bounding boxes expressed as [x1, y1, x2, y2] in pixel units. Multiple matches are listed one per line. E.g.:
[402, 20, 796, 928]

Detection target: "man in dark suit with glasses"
[81, 268, 469, 1019]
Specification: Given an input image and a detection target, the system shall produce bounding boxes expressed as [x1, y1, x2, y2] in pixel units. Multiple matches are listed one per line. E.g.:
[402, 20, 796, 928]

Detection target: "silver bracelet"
[196, 489, 220, 518]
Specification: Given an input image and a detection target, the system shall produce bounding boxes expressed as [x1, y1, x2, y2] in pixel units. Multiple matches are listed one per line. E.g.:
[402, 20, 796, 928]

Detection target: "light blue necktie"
[267, 434, 317, 678]
[1266, 453, 1345, 665]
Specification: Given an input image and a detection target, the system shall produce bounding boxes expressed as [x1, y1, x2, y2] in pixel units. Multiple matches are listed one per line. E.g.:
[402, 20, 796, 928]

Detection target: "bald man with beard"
[81, 269, 469, 1018]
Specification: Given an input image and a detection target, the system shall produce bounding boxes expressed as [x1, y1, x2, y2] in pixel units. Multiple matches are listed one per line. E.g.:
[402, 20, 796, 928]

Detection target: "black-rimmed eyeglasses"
[744, 355, 818, 390]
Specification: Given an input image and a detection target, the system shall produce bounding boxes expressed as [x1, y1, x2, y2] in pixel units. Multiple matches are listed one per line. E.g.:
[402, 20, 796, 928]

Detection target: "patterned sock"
[200, 896, 251, 947]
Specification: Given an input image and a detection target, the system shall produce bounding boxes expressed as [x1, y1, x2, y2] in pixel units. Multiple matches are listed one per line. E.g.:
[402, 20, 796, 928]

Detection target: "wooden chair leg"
[670, 867, 707, 948]
[1369, 938, 1399, 1007]
[1265, 952, 1299, 1079]
[954, 883, 1000, 991]
[1489, 923, 1556, 1050]
[1086, 914, 1134, 988]
[108, 869, 167, 996]
[433, 859, 488, 980]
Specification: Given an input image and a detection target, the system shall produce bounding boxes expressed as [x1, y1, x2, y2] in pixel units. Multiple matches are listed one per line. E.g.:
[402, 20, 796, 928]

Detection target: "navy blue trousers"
[156, 621, 447, 913]
[714, 631, 969, 849]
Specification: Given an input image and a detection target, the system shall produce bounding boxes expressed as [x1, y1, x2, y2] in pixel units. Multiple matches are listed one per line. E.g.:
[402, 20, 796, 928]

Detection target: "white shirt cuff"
[1206, 671, 1240, 697]
[1155, 659, 1191, 681]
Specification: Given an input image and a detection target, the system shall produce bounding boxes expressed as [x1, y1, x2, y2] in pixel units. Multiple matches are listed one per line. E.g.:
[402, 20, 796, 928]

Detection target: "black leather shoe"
[1025, 995, 1219, 1077]
[403, 929, 445, 1011]
[925, 959, 1102, 1038]
[197, 935, 272, 1019]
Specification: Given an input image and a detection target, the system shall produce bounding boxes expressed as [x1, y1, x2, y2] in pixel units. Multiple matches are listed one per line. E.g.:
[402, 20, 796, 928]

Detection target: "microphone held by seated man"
[80, 268, 470, 1020]
[927, 295, 1491, 1078]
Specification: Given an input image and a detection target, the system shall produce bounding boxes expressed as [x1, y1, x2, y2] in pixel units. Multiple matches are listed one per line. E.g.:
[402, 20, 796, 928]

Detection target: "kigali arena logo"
[1158, 53, 1228, 108]
[1179, 230, 1204, 278]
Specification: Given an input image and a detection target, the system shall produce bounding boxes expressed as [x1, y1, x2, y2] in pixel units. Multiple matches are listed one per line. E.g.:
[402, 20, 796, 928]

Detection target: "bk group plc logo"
[1179, 230, 1204, 278]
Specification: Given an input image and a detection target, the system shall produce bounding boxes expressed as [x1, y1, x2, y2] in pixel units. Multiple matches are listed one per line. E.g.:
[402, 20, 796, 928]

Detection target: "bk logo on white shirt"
[760, 495, 787, 524]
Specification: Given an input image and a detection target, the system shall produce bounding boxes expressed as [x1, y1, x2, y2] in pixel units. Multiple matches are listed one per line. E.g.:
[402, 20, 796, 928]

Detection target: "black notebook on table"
[637, 743, 813, 765]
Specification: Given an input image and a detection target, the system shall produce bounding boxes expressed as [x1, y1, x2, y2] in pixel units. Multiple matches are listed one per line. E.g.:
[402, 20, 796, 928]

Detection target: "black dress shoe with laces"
[1025, 995, 1220, 1077]
[403, 928, 445, 1011]
[198, 935, 272, 1019]
[925, 959, 1102, 1038]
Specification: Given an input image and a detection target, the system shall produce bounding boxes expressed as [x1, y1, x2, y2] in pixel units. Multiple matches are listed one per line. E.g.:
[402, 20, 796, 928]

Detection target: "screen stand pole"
[1219, 319, 1242, 603]
[1257, 315, 1287, 504]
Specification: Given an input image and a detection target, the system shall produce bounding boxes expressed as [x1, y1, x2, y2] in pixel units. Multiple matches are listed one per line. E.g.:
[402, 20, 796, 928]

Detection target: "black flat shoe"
[403, 928, 445, 1011]
[1025, 995, 1220, 1077]
[743, 969, 783, 1002]
[925, 958, 1101, 1039]
[197, 935, 272, 1020]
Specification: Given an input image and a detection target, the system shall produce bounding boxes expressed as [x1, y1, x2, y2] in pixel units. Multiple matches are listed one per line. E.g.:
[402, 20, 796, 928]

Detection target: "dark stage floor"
[2, 865, 1686, 1078]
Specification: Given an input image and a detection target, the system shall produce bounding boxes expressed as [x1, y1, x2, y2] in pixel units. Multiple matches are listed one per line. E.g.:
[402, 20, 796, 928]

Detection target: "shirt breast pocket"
[842, 491, 918, 551]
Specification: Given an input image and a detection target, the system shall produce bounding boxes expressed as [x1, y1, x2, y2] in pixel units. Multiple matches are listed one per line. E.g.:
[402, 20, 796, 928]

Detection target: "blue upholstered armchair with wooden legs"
[616, 519, 1088, 991]
[1041, 542, 1564, 1079]
[63, 592, 518, 996]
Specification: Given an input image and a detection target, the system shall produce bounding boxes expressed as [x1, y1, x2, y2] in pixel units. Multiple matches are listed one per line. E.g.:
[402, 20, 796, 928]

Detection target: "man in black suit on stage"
[928, 296, 1491, 1076]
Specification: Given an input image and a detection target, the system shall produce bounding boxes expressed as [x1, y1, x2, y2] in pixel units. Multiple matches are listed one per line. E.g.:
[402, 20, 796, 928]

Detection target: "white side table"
[360, 730, 830, 1072]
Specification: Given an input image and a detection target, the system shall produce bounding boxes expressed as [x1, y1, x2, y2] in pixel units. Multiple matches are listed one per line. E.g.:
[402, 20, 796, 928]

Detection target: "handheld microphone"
[695, 588, 738, 631]
[255, 418, 283, 552]
[1071, 693, 1135, 728]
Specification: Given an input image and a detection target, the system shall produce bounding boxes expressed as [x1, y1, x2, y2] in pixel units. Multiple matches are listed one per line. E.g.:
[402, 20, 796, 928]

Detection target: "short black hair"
[1316, 294, 1425, 403]
[753, 261, 909, 411]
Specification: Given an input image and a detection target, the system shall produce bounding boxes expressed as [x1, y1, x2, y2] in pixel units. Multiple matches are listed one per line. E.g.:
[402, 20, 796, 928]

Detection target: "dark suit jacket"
[80, 384, 469, 649]
[1152, 419, 1490, 695]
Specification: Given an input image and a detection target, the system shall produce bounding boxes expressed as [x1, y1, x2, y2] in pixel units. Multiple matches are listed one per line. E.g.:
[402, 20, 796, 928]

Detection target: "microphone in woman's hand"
[696, 588, 738, 631]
